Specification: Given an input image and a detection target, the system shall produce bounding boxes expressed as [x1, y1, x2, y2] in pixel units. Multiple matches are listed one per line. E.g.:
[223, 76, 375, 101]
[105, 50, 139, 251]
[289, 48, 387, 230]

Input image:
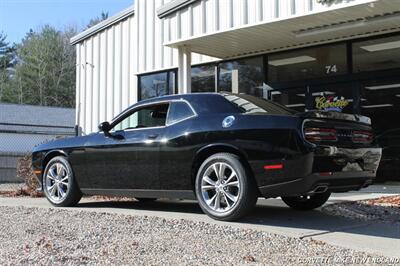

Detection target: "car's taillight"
[304, 127, 338, 142]
[352, 130, 373, 143]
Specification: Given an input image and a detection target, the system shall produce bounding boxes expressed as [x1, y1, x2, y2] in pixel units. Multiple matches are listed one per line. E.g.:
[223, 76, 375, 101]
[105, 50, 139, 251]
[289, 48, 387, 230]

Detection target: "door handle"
[147, 134, 159, 139]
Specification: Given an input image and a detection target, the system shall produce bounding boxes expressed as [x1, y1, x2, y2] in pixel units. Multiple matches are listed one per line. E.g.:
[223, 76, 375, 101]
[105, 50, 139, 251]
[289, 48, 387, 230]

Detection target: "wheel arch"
[42, 150, 68, 170]
[191, 143, 256, 190]
[38, 150, 68, 190]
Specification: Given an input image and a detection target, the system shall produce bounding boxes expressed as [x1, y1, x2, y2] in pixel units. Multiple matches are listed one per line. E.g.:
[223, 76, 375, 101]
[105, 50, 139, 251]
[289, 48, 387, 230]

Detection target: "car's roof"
[137, 92, 222, 105]
[111, 93, 235, 123]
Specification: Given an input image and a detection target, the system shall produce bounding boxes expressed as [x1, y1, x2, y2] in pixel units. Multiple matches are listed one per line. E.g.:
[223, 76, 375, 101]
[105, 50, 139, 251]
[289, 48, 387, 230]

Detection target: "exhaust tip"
[309, 185, 328, 194]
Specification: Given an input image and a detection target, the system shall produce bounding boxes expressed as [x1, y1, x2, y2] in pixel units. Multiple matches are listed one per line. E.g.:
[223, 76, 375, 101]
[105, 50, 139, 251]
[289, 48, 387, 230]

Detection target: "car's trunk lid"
[296, 111, 374, 147]
[296, 110, 371, 125]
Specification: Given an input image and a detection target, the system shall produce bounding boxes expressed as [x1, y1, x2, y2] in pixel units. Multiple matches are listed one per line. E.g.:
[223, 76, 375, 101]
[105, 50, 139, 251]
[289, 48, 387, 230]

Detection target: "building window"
[270, 87, 308, 112]
[139, 70, 176, 100]
[360, 77, 400, 134]
[191, 65, 215, 92]
[219, 56, 264, 97]
[268, 44, 347, 83]
[353, 35, 400, 73]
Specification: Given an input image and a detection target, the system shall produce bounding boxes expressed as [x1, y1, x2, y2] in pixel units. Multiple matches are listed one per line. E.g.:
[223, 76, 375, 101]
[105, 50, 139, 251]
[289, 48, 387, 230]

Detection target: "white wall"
[134, 0, 218, 74]
[161, 0, 365, 45]
[76, 15, 136, 134]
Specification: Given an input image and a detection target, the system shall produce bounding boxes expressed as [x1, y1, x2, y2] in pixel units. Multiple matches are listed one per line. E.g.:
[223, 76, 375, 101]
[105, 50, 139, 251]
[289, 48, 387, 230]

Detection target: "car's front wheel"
[281, 191, 331, 210]
[43, 156, 82, 207]
[195, 153, 258, 221]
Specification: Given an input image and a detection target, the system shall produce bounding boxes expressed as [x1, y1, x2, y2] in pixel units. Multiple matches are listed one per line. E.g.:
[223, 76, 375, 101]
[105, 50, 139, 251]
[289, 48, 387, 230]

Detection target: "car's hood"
[32, 134, 92, 153]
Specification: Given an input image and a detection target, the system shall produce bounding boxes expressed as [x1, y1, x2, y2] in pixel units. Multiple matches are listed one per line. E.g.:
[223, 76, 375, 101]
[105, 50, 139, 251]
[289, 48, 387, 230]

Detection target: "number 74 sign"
[325, 65, 338, 74]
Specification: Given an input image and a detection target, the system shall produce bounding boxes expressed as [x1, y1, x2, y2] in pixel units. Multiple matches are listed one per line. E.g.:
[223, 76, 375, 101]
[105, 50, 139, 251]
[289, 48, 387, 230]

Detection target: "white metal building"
[71, 0, 400, 135]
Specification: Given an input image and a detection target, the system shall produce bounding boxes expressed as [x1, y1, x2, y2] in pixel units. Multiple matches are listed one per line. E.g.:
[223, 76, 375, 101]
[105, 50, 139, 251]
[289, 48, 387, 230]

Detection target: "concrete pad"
[312, 223, 400, 258]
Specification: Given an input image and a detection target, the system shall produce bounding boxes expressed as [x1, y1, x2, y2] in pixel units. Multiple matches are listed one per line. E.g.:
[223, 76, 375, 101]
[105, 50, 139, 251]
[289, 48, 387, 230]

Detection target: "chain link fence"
[0, 130, 75, 190]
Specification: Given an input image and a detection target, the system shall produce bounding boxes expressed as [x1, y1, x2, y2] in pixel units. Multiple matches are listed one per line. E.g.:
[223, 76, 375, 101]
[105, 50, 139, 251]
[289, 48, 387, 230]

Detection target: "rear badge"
[222, 116, 235, 128]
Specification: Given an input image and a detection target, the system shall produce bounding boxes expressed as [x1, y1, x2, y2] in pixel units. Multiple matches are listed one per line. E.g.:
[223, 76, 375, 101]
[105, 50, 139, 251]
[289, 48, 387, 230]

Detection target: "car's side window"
[167, 101, 195, 125]
[112, 103, 169, 131]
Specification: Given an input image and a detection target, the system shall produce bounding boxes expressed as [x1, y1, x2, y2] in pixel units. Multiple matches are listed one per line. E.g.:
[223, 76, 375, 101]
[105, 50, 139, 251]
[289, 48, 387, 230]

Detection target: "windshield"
[222, 93, 297, 115]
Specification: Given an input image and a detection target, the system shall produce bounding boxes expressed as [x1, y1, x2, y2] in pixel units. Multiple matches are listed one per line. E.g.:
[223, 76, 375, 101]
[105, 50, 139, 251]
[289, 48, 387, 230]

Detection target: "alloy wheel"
[45, 162, 70, 203]
[201, 162, 241, 213]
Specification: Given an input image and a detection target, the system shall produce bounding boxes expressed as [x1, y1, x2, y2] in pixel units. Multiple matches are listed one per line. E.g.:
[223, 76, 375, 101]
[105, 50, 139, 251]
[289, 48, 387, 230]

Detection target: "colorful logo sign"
[315, 95, 349, 112]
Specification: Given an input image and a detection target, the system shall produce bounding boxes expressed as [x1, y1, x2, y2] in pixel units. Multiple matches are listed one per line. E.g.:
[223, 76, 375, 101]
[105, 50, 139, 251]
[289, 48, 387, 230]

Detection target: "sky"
[0, 0, 133, 44]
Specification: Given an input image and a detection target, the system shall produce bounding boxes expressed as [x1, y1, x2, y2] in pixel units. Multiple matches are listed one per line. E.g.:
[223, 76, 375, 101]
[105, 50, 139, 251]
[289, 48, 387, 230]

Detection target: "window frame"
[166, 99, 198, 126]
[137, 69, 178, 101]
[110, 101, 171, 132]
[109, 99, 198, 133]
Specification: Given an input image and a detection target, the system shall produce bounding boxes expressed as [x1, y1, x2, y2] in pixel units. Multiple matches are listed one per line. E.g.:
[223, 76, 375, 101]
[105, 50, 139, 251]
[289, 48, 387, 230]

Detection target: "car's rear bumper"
[253, 147, 382, 197]
[259, 170, 375, 198]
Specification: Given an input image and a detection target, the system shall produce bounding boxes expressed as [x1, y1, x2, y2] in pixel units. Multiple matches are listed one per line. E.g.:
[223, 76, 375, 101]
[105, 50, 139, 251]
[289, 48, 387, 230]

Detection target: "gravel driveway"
[0, 206, 393, 265]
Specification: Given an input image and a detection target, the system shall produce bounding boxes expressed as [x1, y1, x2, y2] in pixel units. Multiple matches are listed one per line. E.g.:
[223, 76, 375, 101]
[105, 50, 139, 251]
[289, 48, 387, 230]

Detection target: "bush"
[16, 154, 43, 197]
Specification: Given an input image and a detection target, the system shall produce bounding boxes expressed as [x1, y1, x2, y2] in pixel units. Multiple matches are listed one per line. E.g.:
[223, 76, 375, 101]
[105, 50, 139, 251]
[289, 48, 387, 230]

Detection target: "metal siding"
[85, 39, 93, 134]
[129, 16, 137, 106]
[139, 0, 147, 72]
[92, 35, 100, 133]
[114, 23, 122, 118]
[106, 27, 114, 122]
[76, 12, 138, 134]
[75, 44, 81, 130]
[161, 0, 382, 46]
[263, 0, 276, 20]
[155, 0, 163, 69]
[99, 31, 107, 124]
[79, 42, 86, 133]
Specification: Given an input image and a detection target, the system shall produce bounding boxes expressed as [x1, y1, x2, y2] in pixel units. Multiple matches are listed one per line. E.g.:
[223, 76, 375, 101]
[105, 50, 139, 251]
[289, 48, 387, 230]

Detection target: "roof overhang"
[157, 0, 199, 19]
[164, 0, 400, 59]
[70, 5, 135, 45]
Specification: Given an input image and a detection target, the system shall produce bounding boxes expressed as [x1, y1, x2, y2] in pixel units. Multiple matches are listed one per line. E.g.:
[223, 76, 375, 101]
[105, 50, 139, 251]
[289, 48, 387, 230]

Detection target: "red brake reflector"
[264, 164, 284, 170]
[319, 172, 332, 176]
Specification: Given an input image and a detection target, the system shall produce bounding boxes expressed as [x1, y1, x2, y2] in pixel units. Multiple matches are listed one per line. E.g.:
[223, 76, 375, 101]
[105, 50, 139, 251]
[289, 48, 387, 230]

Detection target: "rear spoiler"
[296, 111, 371, 125]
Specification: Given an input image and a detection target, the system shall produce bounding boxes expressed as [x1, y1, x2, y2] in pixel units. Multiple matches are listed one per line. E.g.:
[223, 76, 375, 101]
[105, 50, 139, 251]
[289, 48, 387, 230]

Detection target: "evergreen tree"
[0, 33, 16, 102]
[87, 11, 109, 28]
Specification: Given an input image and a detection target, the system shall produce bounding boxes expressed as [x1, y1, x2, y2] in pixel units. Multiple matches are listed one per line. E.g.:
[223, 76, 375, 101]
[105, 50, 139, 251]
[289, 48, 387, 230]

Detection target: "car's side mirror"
[98, 122, 111, 132]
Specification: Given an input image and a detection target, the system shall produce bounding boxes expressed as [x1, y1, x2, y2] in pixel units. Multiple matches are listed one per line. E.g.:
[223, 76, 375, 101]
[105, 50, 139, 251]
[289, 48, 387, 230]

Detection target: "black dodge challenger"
[32, 93, 382, 221]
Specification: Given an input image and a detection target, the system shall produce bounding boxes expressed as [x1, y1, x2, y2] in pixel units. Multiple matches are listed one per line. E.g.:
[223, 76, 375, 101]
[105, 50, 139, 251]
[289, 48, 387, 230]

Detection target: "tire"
[195, 153, 258, 221]
[281, 191, 331, 210]
[43, 156, 82, 207]
[136, 198, 157, 202]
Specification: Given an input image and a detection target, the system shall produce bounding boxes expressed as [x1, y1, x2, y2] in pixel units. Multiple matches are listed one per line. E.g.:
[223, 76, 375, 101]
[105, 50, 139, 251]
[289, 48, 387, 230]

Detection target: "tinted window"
[219, 56, 264, 96]
[353, 35, 400, 73]
[192, 65, 215, 92]
[139, 71, 176, 100]
[113, 104, 169, 131]
[268, 44, 347, 83]
[270, 87, 308, 112]
[223, 93, 296, 115]
[167, 102, 195, 125]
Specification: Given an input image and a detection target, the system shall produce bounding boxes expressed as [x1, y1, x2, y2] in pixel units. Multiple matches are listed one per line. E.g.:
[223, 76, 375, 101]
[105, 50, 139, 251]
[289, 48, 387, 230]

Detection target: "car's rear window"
[222, 93, 297, 115]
